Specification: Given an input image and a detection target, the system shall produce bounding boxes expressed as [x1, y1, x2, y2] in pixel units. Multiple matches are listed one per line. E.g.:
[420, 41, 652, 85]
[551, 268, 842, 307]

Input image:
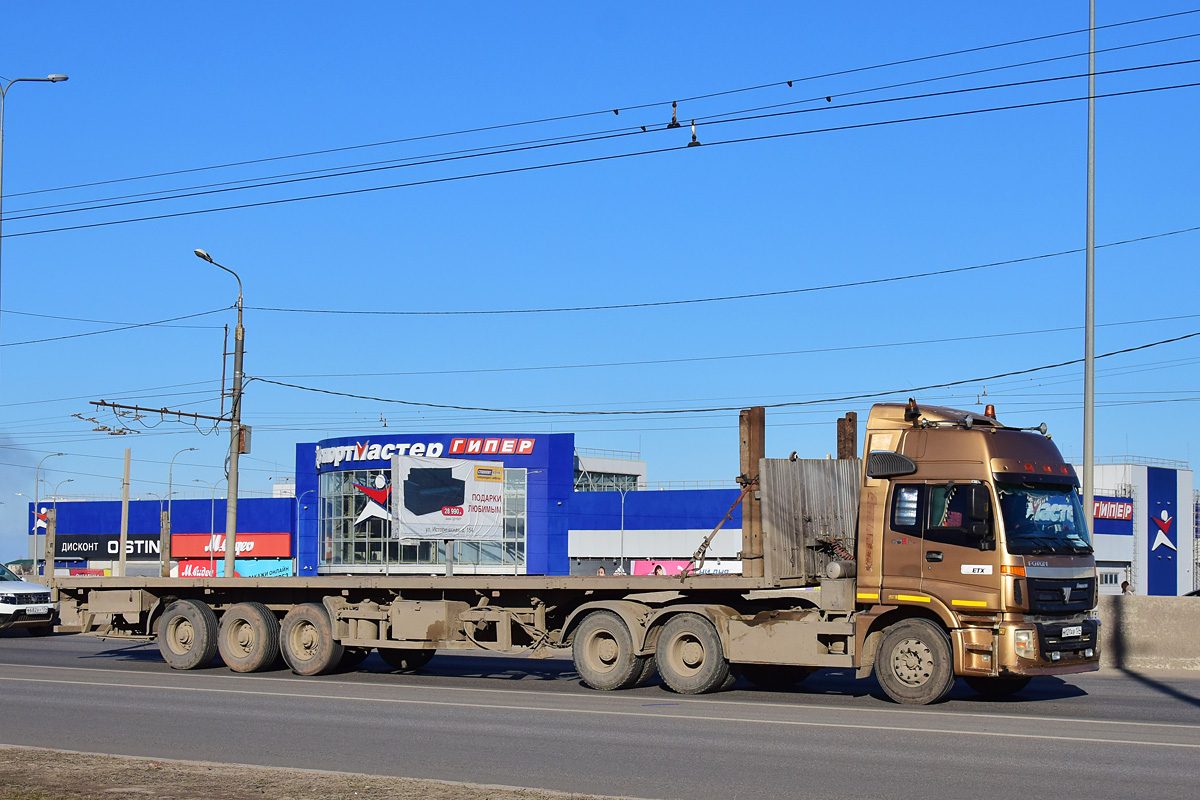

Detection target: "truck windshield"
[996, 481, 1092, 555]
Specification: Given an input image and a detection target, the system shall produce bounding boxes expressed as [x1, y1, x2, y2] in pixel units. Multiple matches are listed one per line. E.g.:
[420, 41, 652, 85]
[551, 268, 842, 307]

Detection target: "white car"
[0, 563, 55, 635]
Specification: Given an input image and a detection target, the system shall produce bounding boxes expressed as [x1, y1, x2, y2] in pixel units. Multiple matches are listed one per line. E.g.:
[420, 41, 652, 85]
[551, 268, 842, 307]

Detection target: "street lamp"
[164, 447, 197, 577]
[32, 452, 65, 575]
[195, 248, 244, 580]
[51, 479, 73, 510]
[0, 74, 69, 354]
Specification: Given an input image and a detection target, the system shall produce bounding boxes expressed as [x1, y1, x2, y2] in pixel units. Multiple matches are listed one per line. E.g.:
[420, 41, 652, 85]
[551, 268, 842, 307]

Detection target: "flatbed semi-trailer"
[48, 402, 1102, 705]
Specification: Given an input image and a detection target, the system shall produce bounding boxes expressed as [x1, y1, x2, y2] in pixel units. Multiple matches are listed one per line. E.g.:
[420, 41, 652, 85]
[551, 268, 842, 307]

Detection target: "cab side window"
[891, 485, 923, 534]
[926, 484, 991, 547]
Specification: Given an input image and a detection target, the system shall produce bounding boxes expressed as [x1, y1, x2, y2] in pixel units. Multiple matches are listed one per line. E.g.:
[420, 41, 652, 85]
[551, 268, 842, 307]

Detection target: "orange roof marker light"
[985, 404, 996, 418]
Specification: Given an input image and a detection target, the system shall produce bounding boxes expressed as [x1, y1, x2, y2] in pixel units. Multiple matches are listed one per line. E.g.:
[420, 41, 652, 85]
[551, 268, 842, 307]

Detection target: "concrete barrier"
[1097, 595, 1200, 670]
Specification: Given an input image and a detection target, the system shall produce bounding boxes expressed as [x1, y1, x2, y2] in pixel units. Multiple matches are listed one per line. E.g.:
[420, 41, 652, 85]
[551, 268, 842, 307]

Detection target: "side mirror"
[968, 485, 989, 521]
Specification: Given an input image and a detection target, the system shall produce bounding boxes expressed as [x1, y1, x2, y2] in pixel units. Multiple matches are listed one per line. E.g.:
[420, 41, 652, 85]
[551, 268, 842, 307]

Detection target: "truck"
[47, 400, 1100, 705]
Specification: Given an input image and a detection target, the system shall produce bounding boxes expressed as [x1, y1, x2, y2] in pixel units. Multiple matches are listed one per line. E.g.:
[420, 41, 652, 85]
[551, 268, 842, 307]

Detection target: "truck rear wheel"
[280, 602, 344, 676]
[218, 602, 280, 673]
[736, 664, 814, 690]
[573, 610, 645, 690]
[158, 599, 219, 670]
[378, 647, 434, 672]
[875, 619, 955, 705]
[965, 676, 1031, 697]
[656, 613, 730, 695]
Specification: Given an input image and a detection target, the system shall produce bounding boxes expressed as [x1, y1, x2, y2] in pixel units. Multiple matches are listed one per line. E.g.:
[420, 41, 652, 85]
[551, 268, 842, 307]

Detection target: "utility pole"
[1083, 1, 1097, 538]
[195, 249, 245, 578]
[118, 448, 131, 577]
[739, 407, 765, 578]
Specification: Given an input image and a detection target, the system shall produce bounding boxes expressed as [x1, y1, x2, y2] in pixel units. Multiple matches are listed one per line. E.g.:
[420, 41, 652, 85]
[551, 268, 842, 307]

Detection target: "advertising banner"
[391, 455, 504, 540]
[171, 532, 291, 558]
[631, 559, 743, 576]
[54, 533, 160, 561]
[174, 558, 294, 578]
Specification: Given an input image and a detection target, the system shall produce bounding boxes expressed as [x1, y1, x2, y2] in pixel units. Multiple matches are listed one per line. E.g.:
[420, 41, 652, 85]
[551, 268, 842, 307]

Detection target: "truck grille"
[1026, 577, 1095, 613]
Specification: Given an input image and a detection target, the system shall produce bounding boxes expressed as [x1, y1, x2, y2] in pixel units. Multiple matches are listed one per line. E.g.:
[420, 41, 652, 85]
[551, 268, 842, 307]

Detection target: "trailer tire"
[340, 647, 373, 669]
[572, 611, 644, 691]
[631, 653, 657, 687]
[736, 664, 814, 690]
[218, 602, 280, 673]
[280, 602, 343, 676]
[656, 613, 731, 695]
[378, 647, 434, 672]
[965, 676, 1031, 697]
[875, 619, 955, 705]
[158, 599, 219, 670]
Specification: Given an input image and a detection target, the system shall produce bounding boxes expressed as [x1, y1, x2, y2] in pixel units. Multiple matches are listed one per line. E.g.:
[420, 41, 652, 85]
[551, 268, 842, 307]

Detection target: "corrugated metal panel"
[761, 458, 861, 585]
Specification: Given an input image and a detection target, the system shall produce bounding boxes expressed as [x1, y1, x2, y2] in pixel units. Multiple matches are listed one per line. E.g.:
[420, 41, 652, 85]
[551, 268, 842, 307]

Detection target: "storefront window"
[318, 467, 527, 571]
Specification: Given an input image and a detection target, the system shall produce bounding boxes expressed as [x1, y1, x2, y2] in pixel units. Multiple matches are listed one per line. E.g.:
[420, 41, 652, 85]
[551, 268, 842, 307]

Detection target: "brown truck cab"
[856, 401, 1100, 701]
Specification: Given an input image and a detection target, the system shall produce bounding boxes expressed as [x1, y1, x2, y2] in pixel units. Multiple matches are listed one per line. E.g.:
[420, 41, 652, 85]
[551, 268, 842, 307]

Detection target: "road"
[1, 630, 1198, 800]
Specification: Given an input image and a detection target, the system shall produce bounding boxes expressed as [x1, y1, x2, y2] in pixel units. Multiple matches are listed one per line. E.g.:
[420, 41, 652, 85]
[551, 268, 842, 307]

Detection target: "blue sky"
[2, 3, 1198, 560]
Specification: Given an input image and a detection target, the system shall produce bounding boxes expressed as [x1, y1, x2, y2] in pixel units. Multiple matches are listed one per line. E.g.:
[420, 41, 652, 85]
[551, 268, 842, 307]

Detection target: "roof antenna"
[668, 100, 681, 128]
[687, 119, 702, 147]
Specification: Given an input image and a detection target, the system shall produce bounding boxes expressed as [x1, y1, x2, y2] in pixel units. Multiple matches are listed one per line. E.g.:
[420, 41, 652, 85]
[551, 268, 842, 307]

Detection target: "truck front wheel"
[218, 602, 280, 673]
[572, 610, 647, 690]
[280, 603, 344, 676]
[656, 613, 731, 695]
[158, 599, 219, 670]
[875, 619, 955, 705]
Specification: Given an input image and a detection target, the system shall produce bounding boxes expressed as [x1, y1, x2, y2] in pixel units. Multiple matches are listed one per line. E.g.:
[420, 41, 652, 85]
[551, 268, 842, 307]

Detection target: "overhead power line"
[12, 30, 1200, 218]
[0, 307, 231, 348]
[8, 7, 1197, 201]
[6, 57, 1197, 226]
[249, 330, 1200, 417]
[6, 79, 1198, 241]
[245, 224, 1200, 317]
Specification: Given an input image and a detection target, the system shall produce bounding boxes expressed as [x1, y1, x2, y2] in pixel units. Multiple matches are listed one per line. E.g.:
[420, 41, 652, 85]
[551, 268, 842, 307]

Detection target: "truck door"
[882, 483, 926, 592]
[921, 482, 1001, 611]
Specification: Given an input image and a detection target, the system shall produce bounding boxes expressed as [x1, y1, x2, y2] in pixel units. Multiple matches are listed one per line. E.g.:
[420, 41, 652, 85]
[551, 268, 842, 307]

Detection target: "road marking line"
[2, 661, 1195, 733]
[2, 674, 1198, 750]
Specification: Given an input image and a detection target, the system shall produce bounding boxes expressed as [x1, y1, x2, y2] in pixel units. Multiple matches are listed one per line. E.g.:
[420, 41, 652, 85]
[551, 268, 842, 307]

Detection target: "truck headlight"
[1014, 629, 1037, 659]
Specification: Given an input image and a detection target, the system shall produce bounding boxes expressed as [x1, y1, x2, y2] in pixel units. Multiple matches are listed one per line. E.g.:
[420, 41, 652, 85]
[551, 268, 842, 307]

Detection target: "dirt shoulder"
[0, 745, 632, 800]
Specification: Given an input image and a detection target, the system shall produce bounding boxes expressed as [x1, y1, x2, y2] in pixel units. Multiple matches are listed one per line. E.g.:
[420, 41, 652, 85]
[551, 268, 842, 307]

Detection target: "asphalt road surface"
[2, 630, 1198, 800]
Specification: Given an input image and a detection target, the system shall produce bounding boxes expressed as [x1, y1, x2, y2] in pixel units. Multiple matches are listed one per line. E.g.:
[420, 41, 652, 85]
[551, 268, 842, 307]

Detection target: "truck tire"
[158, 599, 219, 670]
[875, 619, 956, 705]
[736, 664, 814, 690]
[378, 647, 434, 672]
[217, 602, 280, 673]
[280, 602, 344, 676]
[656, 613, 731, 695]
[572, 610, 644, 691]
[965, 676, 1031, 697]
[340, 647, 373, 669]
[631, 653, 658, 688]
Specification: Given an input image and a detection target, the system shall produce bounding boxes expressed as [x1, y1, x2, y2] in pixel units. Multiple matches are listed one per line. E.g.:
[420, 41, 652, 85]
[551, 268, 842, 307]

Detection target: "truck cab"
[856, 401, 1100, 702]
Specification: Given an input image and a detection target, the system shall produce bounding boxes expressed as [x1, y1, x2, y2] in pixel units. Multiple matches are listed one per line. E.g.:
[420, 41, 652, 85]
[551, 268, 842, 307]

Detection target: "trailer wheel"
[656, 613, 730, 695]
[573, 610, 645, 690]
[736, 664, 814, 690]
[631, 653, 657, 687]
[965, 676, 1031, 697]
[280, 602, 344, 676]
[340, 647, 373, 669]
[378, 647, 434, 672]
[875, 619, 955, 705]
[158, 599, 219, 670]
[218, 602, 280, 673]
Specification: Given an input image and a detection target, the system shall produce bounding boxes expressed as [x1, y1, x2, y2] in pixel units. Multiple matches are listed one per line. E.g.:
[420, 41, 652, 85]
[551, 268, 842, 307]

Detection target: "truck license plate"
[1061, 625, 1082, 638]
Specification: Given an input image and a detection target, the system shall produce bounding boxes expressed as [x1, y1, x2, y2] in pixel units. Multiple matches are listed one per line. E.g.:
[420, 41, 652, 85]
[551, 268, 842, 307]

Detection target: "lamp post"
[194, 249, 244, 580]
[194, 478, 226, 575]
[616, 486, 631, 576]
[51, 479, 73, 511]
[32, 452, 65, 575]
[166, 447, 198, 575]
[0, 74, 68, 355]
